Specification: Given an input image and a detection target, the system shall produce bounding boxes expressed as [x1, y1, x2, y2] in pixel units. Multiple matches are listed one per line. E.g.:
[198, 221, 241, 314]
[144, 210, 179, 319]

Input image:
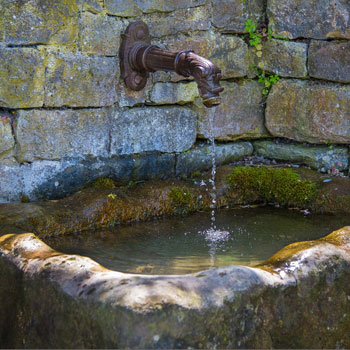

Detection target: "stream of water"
[203, 108, 230, 245]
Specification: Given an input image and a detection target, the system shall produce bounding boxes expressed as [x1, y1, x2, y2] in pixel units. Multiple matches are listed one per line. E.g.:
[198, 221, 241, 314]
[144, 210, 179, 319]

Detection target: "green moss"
[226, 166, 317, 208]
[169, 187, 194, 215]
[91, 178, 116, 189]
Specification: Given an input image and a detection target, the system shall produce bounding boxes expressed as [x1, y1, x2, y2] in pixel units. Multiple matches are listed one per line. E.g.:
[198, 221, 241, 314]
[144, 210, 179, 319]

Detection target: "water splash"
[202, 108, 230, 246]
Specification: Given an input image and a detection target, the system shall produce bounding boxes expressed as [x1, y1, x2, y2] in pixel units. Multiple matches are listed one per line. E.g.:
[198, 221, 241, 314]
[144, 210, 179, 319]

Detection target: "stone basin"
[1, 166, 350, 348]
[1, 226, 350, 348]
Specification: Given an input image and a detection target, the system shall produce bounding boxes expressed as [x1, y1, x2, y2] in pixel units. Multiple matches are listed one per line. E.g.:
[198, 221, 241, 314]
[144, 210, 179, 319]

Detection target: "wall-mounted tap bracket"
[120, 21, 224, 107]
[119, 21, 151, 91]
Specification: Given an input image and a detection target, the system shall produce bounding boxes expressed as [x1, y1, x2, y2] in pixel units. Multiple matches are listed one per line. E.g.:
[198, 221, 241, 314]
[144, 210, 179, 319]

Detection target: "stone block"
[267, 0, 350, 39]
[1, 0, 78, 45]
[0, 158, 24, 202]
[105, 0, 141, 16]
[309, 41, 350, 83]
[266, 79, 350, 144]
[0, 115, 14, 158]
[145, 6, 210, 38]
[16, 109, 111, 162]
[110, 106, 197, 155]
[211, 0, 265, 33]
[176, 142, 253, 176]
[254, 140, 349, 173]
[196, 81, 269, 141]
[148, 82, 199, 105]
[0, 48, 45, 108]
[44, 50, 118, 107]
[77, 0, 103, 14]
[135, 0, 205, 13]
[262, 39, 308, 78]
[116, 80, 152, 108]
[79, 12, 123, 56]
[153, 32, 249, 80]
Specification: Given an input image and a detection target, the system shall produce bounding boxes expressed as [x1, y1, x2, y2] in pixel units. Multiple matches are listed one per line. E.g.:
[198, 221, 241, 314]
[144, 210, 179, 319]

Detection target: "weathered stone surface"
[16, 109, 111, 163]
[267, 0, 350, 39]
[145, 6, 210, 38]
[105, 0, 205, 16]
[0, 113, 14, 158]
[154, 32, 250, 79]
[79, 12, 123, 56]
[0, 48, 45, 108]
[196, 81, 269, 141]
[77, 0, 103, 13]
[0, 152, 176, 202]
[254, 140, 349, 173]
[1, 0, 78, 45]
[309, 41, 350, 83]
[266, 80, 350, 144]
[211, 0, 265, 33]
[116, 80, 152, 108]
[105, 0, 141, 16]
[176, 142, 253, 176]
[262, 39, 308, 78]
[148, 82, 199, 105]
[110, 106, 197, 155]
[1, 226, 350, 348]
[135, 0, 205, 13]
[44, 50, 118, 107]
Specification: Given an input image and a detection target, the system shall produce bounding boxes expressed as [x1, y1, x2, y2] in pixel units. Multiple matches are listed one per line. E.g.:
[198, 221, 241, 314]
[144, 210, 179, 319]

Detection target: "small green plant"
[324, 140, 333, 150]
[245, 19, 287, 95]
[108, 193, 117, 200]
[226, 166, 317, 208]
[169, 187, 194, 215]
[255, 67, 280, 95]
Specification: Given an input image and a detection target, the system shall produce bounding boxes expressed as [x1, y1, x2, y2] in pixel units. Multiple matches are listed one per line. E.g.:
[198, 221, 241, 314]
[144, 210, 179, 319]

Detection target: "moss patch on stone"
[226, 166, 317, 208]
[169, 187, 195, 215]
[90, 178, 116, 190]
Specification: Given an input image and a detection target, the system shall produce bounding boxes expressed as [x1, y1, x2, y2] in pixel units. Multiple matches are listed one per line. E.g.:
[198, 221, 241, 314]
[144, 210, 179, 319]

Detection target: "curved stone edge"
[1, 227, 350, 348]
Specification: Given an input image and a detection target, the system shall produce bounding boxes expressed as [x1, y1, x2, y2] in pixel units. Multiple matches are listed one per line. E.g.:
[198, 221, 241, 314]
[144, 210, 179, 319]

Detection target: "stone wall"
[0, 0, 349, 202]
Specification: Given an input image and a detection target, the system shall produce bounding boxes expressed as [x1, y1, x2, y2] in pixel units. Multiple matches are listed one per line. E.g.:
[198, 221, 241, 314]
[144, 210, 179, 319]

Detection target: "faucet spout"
[120, 22, 224, 107]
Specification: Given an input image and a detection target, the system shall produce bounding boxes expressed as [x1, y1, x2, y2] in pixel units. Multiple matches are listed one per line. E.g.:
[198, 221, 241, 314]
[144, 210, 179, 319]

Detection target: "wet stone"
[267, 0, 350, 39]
[211, 0, 265, 33]
[195, 80, 269, 141]
[254, 140, 349, 173]
[110, 106, 197, 155]
[266, 79, 350, 144]
[176, 142, 253, 176]
[309, 41, 350, 83]
[16, 109, 111, 163]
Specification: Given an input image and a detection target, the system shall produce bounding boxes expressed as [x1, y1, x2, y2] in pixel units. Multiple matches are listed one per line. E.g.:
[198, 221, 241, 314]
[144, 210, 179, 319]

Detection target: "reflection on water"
[45, 207, 349, 275]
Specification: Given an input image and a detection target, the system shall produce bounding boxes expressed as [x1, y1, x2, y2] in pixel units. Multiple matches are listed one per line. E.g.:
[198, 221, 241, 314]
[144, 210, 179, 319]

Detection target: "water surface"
[45, 207, 349, 275]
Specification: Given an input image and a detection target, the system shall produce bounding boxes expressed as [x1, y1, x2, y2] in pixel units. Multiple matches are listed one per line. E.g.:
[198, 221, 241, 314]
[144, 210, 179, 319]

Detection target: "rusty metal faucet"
[120, 21, 224, 107]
